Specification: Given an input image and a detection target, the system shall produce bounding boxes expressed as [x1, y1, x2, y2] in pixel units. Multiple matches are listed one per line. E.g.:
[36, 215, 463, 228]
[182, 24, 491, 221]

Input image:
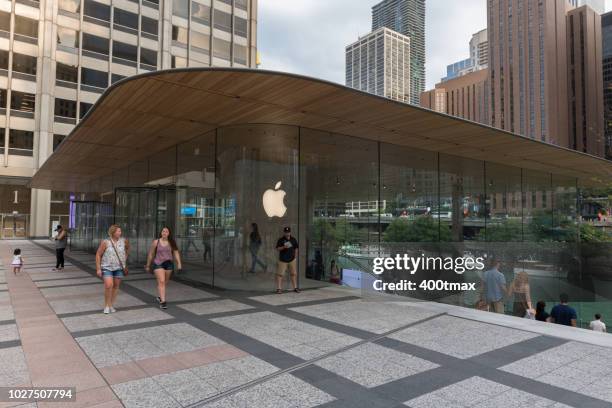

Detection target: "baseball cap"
[283, 227, 291, 233]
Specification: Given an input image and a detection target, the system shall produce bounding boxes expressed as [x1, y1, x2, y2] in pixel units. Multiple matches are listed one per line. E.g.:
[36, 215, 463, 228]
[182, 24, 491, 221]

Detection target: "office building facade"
[0, 0, 258, 238]
[345, 27, 411, 103]
[371, 0, 424, 105]
[601, 11, 612, 159]
[442, 29, 488, 82]
[487, 0, 603, 156]
[420, 68, 489, 125]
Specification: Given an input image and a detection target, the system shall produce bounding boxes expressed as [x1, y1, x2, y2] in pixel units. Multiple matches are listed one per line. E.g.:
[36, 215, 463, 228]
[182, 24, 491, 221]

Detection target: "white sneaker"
[109, 307, 116, 313]
[103, 306, 110, 314]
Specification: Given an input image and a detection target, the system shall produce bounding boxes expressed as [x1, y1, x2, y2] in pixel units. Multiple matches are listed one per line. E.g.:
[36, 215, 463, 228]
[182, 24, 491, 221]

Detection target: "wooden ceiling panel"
[31, 68, 612, 191]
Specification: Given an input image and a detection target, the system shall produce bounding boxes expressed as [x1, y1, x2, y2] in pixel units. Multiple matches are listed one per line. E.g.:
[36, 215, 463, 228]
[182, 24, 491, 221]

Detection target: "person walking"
[508, 271, 534, 318]
[550, 293, 577, 327]
[481, 258, 507, 314]
[275, 226, 299, 294]
[96, 225, 129, 314]
[11, 248, 23, 275]
[145, 226, 182, 310]
[589, 314, 607, 333]
[249, 223, 267, 273]
[53, 225, 67, 271]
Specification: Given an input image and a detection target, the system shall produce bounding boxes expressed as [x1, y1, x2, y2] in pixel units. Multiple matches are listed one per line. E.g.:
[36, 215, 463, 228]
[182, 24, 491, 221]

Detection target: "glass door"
[1, 214, 28, 239]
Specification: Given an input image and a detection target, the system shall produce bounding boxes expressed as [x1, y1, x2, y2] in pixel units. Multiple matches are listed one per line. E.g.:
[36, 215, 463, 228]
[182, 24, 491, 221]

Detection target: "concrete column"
[29, 188, 50, 238]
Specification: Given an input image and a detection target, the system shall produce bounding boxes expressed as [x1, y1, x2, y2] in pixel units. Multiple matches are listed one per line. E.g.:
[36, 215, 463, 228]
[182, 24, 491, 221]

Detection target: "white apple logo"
[263, 181, 287, 218]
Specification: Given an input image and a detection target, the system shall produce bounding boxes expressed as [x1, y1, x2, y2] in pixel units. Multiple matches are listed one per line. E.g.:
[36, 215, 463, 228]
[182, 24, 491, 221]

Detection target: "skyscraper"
[0, 0, 258, 237]
[442, 29, 488, 82]
[487, 0, 603, 156]
[345, 27, 411, 103]
[372, 0, 424, 105]
[602, 11, 612, 158]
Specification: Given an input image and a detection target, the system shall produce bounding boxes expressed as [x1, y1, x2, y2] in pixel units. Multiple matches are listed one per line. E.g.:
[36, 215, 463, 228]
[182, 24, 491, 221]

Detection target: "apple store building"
[31, 69, 612, 323]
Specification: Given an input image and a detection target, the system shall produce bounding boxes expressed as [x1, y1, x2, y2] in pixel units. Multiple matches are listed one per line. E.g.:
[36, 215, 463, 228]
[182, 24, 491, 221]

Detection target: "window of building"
[0, 129, 5, 148]
[0, 12, 9, 33]
[54, 98, 77, 118]
[79, 102, 92, 118]
[213, 37, 231, 61]
[14, 16, 38, 39]
[114, 8, 138, 29]
[171, 55, 187, 68]
[235, 0, 247, 10]
[113, 41, 137, 62]
[10, 92, 35, 112]
[57, 27, 79, 48]
[190, 31, 209, 52]
[141, 16, 158, 35]
[84, 0, 110, 21]
[56, 63, 78, 82]
[140, 47, 157, 66]
[0, 50, 9, 71]
[0, 89, 7, 108]
[172, 0, 188, 18]
[82, 33, 109, 55]
[12, 53, 37, 76]
[234, 16, 247, 37]
[8, 129, 33, 156]
[81, 67, 107, 88]
[53, 134, 65, 151]
[111, 73, 125, 83]
[191, 2, 210, 25]
[172, 25, 188, 46]
[234, 44, 246, 65]
[58, 0, 80, 13]
[213, 9, 231, 32]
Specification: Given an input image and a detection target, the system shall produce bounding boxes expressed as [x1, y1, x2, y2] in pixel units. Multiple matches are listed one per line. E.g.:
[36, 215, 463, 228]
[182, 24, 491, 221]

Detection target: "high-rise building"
[487, 0, 603, 156]
[602, 11, 612, 159]
[0, 0, 258, 237]
[571, 0, 605, 14]
[567, 5, 604, 155]
[372, 0, 424, 105]
[442, 29, 488, 82]
[345, 27, 411, 103]
[420, 69, 489, 125]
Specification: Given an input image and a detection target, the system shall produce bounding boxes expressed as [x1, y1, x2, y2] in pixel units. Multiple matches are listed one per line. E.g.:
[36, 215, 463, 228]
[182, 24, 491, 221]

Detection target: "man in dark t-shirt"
[275, 226, 299, 294]
[550, 293, 577, 327]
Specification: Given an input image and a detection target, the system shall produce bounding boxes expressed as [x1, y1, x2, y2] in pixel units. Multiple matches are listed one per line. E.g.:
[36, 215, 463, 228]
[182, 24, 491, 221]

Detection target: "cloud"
[257, 0, 486, 90]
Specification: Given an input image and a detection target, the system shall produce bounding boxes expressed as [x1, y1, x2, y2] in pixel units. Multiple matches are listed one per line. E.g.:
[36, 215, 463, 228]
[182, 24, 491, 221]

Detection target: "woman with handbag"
[145, 226, 182, 310]
[95, 224, 129, 314]
[508, 271, 535, 319]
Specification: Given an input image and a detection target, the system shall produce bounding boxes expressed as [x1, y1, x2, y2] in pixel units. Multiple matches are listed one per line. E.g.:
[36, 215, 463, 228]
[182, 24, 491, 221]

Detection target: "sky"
[257, 0, 612, 90]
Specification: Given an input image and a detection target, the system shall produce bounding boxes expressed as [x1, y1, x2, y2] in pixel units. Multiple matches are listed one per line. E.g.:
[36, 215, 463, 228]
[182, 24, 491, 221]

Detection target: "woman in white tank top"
[96, 224, 130, 314]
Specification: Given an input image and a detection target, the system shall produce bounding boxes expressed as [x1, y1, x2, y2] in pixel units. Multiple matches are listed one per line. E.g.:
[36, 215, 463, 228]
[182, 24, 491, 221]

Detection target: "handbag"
[108, 237, 128, 276]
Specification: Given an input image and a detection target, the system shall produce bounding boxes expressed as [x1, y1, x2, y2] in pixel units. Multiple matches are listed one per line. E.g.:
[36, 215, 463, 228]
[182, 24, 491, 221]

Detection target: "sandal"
[276, 289, 283, 294]
[294, 288, 301, 293]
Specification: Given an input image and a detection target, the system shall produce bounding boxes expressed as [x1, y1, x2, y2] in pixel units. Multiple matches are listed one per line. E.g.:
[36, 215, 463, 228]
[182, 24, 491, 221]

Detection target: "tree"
[384, 216, 449, 242]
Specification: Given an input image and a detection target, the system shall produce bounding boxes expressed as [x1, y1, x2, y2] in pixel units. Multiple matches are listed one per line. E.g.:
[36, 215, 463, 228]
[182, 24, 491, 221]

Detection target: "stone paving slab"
[61, 307, 174, 333]
[250, 287, 353, 306]
[124, 279, 218, 301]
[388, 315, 538, 359]
[177, 299, 254, 315]
[212, 311, 360, 360]
[34, 277, 101, 288]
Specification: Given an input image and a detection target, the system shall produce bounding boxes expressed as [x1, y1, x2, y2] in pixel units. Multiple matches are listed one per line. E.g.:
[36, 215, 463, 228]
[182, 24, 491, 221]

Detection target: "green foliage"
[579, 223, 612, 243]
[477, 219, 522, 242]
[383, 216, 450, 242]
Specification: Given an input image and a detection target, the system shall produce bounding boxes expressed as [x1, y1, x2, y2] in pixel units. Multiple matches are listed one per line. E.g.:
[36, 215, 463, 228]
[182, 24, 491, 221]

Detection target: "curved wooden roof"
[31, 68, 612, 191]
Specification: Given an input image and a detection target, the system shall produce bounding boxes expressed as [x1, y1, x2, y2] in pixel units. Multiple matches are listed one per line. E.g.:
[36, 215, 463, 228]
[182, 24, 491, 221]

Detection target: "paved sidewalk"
[1, 240, 612, 408]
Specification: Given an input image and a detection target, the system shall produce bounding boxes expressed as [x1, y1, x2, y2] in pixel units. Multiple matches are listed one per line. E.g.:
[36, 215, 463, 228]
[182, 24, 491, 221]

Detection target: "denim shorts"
[152, 260, 174, 271]
[102, 269, 124, 278]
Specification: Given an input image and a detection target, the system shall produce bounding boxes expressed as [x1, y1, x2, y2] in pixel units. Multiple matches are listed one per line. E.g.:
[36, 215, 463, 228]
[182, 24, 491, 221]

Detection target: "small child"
[11, 248, 23, 275]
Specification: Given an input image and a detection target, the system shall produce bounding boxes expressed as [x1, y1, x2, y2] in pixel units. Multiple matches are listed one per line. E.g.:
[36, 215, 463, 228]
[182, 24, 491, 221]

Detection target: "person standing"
[535, 301, 551, 322]
[53, 225, 67, 271]
[145, 227, 182, 310]
[481, 258, 507, 314]
[96, 225, 129, 314]
[508, 271, 534, 318]
[589, 314, 607, 333]
[275, 226, 299, 294]
[550, 293, 577, 327]
[249, 223, 267, 273]
[329, 260, 341, 284]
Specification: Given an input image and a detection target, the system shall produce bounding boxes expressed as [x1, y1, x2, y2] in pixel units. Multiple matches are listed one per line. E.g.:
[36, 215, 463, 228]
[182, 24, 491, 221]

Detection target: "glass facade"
[69, 124, 612, 328]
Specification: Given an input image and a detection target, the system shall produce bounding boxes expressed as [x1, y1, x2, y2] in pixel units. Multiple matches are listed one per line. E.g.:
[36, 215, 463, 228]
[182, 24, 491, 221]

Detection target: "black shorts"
[152, 260, 174, 270]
